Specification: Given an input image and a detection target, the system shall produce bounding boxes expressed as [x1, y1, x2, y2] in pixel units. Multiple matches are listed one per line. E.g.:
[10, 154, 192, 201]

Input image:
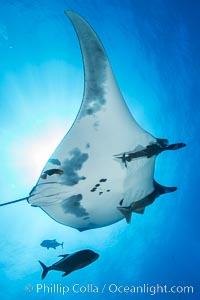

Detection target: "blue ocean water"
[0, 0, 199, 299]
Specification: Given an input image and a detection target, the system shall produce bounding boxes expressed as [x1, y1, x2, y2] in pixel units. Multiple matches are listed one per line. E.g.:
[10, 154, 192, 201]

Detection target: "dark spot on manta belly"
[107, 190, 110, 192]
[99, 178, 107, 182]
[78, 38, 107, 119]
[86, 108, 94, 115]
[61, 148, 88, 186]
[62, 194, 88, 217]
[95, 184, 100, 187]
[119, 199, 124, 206]
[99, 192, 103, 195]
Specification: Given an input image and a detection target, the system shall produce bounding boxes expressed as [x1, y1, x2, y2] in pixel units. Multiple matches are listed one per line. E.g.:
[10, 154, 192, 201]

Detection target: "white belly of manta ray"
[11, 11, 185, 231]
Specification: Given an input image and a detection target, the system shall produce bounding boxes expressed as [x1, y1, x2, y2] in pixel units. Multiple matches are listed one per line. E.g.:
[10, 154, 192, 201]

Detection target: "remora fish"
[40, 169, 64, 179]
[118, 181, 177, 223]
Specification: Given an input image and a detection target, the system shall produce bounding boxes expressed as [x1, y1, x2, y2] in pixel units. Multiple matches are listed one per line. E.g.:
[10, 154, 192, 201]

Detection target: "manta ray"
[0, 11, 185, 231]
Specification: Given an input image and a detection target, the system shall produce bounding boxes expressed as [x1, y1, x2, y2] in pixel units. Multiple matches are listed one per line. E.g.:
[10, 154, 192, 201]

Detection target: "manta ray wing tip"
[64, 10, 78, 18]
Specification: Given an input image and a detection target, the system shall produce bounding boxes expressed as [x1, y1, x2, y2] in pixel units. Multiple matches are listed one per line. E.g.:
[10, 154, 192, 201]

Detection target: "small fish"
[48, 158, 61, 166]
[40, 169, 64, 179]
[40, 239, 64, 250]
[39, 249, 99, 279]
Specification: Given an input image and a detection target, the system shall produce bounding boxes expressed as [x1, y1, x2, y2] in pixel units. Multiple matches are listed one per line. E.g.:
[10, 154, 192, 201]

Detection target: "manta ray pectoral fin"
[117, 206, 132, 224]
[133, 207, 145, 214]
[154, 180, 177, 196]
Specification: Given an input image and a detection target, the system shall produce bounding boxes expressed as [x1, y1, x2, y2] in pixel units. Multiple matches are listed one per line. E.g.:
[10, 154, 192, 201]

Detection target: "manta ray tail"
[0, 197, 28, 207]
[39, 260, 49, 280]
[154, 180, 177, 196]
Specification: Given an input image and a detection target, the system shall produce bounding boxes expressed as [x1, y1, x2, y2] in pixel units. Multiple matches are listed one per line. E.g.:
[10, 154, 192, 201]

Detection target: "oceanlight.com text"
[107, 283, 194, 295]
[24, 282, 195, 296]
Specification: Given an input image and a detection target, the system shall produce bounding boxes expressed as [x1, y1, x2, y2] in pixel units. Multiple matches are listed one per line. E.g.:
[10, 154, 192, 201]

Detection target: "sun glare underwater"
[0, 1, 200, 300]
